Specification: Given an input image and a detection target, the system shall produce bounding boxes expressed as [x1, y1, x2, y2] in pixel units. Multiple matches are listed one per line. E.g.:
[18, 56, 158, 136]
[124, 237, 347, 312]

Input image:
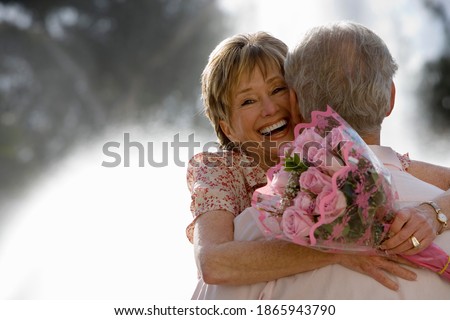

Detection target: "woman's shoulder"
[187, 150, 266, 189]
[188, 150, 257, 169]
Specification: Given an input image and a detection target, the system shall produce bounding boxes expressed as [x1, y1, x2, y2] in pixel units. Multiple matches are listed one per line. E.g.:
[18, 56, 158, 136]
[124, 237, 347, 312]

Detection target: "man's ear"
[219, 120, 235, 142]
[386, 82, 396, 117]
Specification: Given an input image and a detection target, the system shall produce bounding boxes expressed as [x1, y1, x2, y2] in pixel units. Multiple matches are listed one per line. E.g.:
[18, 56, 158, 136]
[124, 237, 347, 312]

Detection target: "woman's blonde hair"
[201, 32, 288, 149]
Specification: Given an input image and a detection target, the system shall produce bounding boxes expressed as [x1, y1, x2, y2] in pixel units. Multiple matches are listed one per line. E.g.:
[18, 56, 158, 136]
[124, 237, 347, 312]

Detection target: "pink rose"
[312, 148, 345, 175]
[291, 128, 324, 161]
[314, 186, 347, 223]
[329, 127, 347, 150]
[270, 168, 291, 195]
[299, 167, 332, 194]
[293, 191, 315, 214]
[304, 142, 325, 164]
[281, 206, 314, 242]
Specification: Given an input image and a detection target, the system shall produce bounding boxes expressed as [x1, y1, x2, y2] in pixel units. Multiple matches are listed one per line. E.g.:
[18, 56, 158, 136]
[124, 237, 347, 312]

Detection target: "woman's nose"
[261, 97, 279, 117]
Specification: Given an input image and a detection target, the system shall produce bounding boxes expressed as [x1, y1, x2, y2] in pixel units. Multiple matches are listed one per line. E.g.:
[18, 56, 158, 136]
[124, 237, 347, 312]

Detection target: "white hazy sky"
[0, 0, 448, 300]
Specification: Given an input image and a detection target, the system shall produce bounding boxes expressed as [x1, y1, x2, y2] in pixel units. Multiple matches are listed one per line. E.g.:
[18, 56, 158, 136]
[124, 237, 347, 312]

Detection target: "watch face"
[438, 213, 448, 223]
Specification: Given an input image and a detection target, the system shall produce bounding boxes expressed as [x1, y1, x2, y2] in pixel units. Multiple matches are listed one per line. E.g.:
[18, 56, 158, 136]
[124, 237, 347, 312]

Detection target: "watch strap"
[421, 201, 448, 235]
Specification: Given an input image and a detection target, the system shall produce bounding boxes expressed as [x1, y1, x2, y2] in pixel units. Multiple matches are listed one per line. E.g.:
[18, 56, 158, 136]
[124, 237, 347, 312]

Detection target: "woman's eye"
[273, 86, 287, 94]
[241, 99, 254, 106]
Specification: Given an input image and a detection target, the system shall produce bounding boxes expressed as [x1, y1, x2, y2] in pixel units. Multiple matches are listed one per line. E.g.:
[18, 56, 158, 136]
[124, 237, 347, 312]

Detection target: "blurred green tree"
[420, 0, 450, 132]
[0, 0, 227, 208]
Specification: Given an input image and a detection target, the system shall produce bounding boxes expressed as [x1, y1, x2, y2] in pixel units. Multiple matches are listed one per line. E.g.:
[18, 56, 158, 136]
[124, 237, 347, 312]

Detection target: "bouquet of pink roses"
[252, 106, 450, 280]
[252, 106, 396, 253]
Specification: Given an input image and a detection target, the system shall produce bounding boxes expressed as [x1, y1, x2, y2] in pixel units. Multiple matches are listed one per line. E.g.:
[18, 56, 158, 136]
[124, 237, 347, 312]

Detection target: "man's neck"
[361, 133, 381, 146]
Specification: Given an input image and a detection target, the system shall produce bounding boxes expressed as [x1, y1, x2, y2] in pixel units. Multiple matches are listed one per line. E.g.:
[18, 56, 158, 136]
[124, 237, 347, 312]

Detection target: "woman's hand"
[380, 188, 450, 255]
[380, 205, 438, 255]
[337, 253, 417, 291]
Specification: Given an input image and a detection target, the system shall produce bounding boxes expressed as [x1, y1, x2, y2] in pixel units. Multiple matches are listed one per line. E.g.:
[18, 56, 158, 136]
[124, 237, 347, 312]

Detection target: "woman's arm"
[194, 209, 416, 290]
[408, 160, 450, 190]
[380, 161, 450, 255]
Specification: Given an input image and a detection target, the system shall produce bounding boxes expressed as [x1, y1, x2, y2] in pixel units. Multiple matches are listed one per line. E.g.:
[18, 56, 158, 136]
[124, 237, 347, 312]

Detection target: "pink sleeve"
[396, 152, 411, 171]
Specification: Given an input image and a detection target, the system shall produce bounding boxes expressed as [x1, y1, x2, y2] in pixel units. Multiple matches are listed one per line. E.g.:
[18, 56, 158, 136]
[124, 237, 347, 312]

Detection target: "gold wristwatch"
[421, 201, 448, 235]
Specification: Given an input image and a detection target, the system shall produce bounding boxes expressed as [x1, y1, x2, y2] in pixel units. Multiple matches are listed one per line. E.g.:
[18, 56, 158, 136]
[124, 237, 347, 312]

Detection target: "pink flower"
[311, 148, 345, 174]
[293, 191, 316, 214]
[314, 186, 347, 223]
[281, 206, 314, 242]
[329, 127, 347, 150]
[315, 116, 330, 131]
[271, 167, 291, 195]
[304, 143, 325, 164]
[299, 167, 332, 194]
[291, 128, 324, 161]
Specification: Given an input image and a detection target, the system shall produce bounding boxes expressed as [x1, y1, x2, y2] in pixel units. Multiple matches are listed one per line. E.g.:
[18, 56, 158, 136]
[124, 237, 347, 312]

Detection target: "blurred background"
[0, 0, 449, 299]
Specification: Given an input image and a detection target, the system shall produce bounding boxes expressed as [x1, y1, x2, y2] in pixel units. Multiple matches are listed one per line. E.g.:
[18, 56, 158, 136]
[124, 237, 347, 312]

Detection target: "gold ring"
[411, 236, 420, 248]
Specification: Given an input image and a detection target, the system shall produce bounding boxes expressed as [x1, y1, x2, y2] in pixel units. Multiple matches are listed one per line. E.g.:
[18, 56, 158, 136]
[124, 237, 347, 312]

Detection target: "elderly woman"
[186, 31, 421, 299]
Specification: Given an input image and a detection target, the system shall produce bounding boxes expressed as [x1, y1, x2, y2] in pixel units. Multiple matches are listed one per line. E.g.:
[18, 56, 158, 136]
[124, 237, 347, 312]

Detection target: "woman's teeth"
[259, 119, 288, 136]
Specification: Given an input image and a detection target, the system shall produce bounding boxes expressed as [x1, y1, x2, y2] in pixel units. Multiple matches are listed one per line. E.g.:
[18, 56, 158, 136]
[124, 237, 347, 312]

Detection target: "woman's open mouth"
[259, 119, 288, 136]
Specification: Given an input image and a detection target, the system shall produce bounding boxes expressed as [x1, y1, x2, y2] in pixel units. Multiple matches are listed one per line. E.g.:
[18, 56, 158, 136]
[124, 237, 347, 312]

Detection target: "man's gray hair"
[285, 21, 398, 136]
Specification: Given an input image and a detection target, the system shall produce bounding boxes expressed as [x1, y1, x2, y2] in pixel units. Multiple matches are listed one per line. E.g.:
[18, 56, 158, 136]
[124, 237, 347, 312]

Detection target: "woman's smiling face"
[220, 64, 297, 167]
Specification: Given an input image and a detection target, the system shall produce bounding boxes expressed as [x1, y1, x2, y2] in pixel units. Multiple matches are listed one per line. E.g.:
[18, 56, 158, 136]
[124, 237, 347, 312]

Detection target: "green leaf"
[284, 154, 308, 173]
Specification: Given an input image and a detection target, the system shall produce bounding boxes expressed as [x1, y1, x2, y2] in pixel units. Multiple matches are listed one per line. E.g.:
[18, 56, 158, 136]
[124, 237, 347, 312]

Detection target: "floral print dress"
[186, 150, 266, 242]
